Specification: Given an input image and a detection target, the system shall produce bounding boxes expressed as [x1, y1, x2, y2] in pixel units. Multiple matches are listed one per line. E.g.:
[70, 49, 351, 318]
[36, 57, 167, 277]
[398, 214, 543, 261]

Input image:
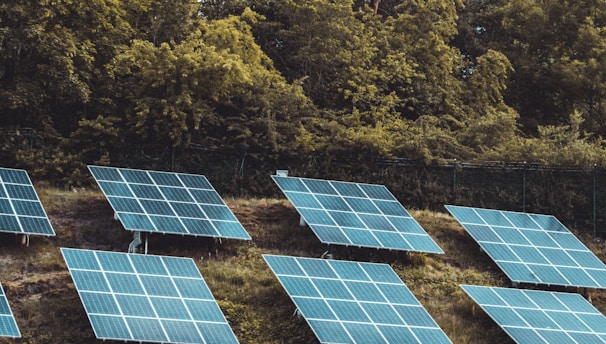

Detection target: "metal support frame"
[20, 234, 30, 247]
[128, 231, 148, 254]
[321, 246, 333, 260]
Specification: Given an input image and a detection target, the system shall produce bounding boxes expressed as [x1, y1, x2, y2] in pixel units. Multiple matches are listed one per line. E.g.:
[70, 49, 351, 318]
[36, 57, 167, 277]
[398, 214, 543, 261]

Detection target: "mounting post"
[144, 233, 148, 254]
[20, 234, 30, 247]
[128, 231, 143, 253]
[321, 245, 333, 259]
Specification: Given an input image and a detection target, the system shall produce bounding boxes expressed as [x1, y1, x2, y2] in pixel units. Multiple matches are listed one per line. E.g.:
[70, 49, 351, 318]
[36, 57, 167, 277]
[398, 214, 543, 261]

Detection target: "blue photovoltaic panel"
[272, 176, 443, 254]
[263, 254, 451, 344]
[0, 167, 55, 236]
[446, 205, 606, 289]
[88, 166, 250, 240]
[0, 283, 20, 338]
[461, 284, 606, 343]
[61, 248, 239, 344]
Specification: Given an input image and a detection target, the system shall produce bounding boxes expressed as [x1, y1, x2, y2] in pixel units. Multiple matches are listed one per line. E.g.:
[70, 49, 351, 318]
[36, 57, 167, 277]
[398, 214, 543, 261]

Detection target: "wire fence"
[111, 146, 606, 238]
[4, 127, 605, 236]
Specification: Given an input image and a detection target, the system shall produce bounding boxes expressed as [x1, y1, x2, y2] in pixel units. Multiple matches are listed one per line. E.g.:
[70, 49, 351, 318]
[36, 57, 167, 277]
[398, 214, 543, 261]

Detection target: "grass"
[2, 189, 606, 343]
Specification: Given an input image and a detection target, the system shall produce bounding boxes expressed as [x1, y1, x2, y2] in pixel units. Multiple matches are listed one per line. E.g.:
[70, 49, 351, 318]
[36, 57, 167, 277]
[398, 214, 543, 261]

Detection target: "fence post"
[239, 152, 246, 177]
[594, 164, 597, 238]
[171, 147, 175, 172]
[452, 159, 457, 191]
[522, 162, 527, 212]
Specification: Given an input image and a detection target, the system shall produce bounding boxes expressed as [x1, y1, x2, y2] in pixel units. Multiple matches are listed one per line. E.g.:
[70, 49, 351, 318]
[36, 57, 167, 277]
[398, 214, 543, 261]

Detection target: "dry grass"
[398, 210, 512, 344]
[2, 190, 606, 343]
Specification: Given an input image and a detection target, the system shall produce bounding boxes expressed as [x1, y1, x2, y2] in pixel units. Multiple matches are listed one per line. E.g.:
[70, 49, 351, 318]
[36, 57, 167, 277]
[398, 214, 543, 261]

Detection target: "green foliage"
[458, 50, 520, 157]
[1, 1, 90, 126]
[477, 0, 606, 137]
[253, 0, 365, 108]
[6, 0, 606, 182]
[0, 0, 133, 128]
[498, 110, 606, 165]
[68, 115, 123, 165]
[15, 142, 84, 186]
[124, 0, 200, 46]
[110, 10, 312, 159]
[112, 39, 213, 147]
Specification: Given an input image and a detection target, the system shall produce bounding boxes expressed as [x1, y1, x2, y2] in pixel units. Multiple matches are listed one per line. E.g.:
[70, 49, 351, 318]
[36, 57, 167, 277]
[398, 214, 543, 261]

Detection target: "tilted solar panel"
[461, 284, 606, 343]
[0, 167, 55, 236]
[263, 254, 452, 344]
[0, 282, 20, 338]
[61, 248, 239, 344]
[446, 205, 606, 288]
[88, 166, 250, 240]
[272, 176, 443, 254]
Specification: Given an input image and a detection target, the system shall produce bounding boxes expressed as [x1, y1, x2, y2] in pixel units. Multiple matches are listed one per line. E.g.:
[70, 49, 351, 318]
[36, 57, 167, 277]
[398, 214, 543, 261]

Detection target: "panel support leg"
[128, 231, 143, 253]
[20, 234, 30, 247]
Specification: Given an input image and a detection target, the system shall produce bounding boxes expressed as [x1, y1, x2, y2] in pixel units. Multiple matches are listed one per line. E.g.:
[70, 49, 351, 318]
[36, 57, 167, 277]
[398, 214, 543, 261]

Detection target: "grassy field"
[1, 188, 606, 343]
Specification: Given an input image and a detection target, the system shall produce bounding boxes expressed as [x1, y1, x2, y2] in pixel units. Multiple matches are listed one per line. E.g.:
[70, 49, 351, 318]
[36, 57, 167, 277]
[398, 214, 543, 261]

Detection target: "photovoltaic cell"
[272, 176, 443, 254]
[0, 283, 20, 338]
[446, 205, 606, 288]
[61, 248, 239, 344]
[263, 254, 451, 344]
[461, 284, 606, 343]
[0, 167, 55, 236]
[88, 166, 250, 240]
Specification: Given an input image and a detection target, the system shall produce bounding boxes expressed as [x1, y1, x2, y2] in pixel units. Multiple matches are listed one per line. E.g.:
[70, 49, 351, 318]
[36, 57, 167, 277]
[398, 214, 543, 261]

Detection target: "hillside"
[2, 188, 606, 343]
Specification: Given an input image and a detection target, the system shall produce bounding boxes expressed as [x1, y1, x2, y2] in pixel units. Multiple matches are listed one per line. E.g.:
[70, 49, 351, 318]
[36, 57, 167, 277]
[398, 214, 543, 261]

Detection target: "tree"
[0, 0, 134, 179]
[561, 16, 606, 136]
[1, 1, 95, 129]
[481, 0, 606, 136]
[458, 50, 520, 158]
[124, 0, 200, 46]
[241, 0, 368, 109]
[197, 0, 250, 20]
[112, 9, 313, 158]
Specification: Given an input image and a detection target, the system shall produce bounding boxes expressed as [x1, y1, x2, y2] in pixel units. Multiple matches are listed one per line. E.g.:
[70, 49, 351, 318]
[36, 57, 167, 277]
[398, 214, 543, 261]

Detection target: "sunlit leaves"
[112, 12, 311, 156]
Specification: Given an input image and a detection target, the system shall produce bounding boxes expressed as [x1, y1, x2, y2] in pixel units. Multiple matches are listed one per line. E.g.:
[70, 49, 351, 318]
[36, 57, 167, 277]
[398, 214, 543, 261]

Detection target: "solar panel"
[263, 254, 452, 343]
[61, 248, 239, 344]
[0, 167, 55, 236]
[88, 166, 250, 240]
[272, 176, 443, 253]
[461, 284, 606, 343]
[0, 283, 20, 338]
[446, 205, 606, 288]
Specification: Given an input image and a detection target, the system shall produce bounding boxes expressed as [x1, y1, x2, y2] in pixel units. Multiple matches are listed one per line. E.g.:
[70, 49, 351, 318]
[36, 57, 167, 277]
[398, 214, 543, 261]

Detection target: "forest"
[2, 0, 606, 185]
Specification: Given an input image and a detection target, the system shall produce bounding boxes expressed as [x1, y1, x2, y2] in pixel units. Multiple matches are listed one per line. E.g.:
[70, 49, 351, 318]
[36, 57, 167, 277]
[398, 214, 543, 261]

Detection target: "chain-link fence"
[4, 127, 604, 236]
[110, 146, 606, 238]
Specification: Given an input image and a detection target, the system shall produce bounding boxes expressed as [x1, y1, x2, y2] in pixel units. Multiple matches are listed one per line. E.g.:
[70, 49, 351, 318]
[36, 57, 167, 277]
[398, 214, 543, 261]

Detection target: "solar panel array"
[272, 176, 443, 254]
[445, 205, 606, 288]
[88, 165, 251, 240]
[0, 283, 20, 338]
[461, 285, 606, 343]
[0, 167, 55, 236]
[61, 248, 239, 344]
[263, 254, 451, 344]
